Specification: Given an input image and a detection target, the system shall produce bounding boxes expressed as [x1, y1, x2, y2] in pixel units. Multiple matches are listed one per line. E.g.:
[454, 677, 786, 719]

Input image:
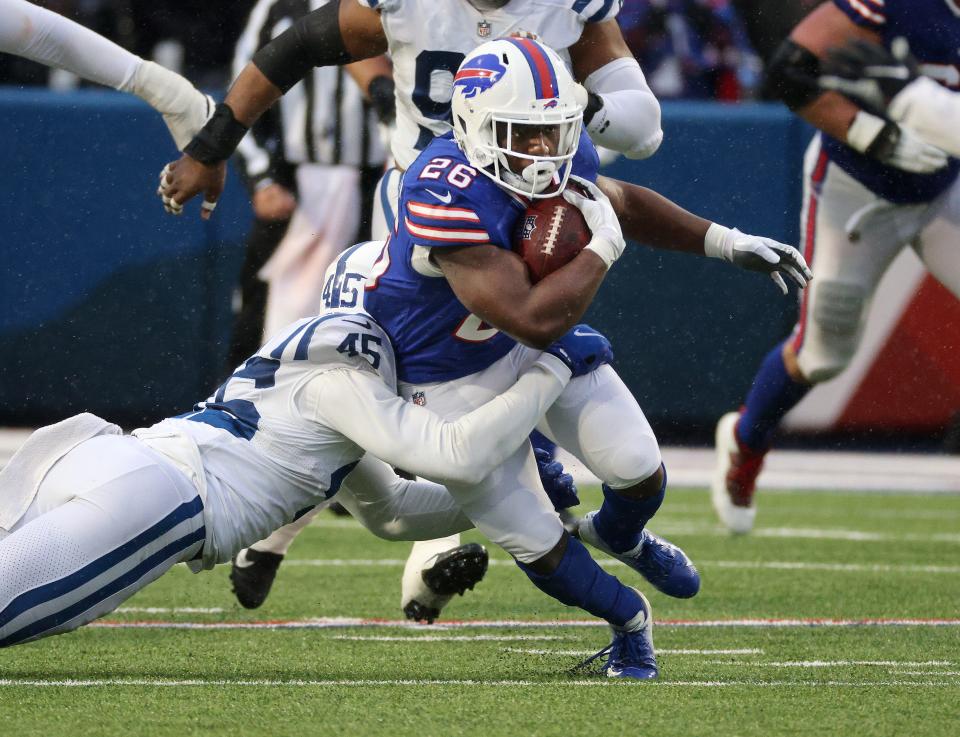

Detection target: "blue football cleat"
[577, 512, 701, 599]
[575, 590, 658, 680]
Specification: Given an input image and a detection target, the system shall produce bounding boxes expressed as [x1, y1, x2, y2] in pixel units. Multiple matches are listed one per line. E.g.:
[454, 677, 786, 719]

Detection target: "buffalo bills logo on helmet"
[453, 54, 507, 99]
[543, 99, 558, 109]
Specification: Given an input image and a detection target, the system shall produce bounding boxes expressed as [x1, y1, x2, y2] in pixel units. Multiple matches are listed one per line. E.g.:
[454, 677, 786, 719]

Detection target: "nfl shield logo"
[519, 214, 537, 241]
[412, 391, 427, 407]
[477, 20, 492, 37]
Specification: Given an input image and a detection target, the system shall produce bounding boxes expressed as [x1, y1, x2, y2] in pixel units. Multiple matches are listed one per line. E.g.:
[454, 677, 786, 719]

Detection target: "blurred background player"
[712, 0, 960, 534]
[0, 0, 211, 150]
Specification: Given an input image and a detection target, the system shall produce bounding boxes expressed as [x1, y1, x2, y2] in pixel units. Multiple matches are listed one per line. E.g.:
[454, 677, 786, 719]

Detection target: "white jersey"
[357, 0, 621, 169]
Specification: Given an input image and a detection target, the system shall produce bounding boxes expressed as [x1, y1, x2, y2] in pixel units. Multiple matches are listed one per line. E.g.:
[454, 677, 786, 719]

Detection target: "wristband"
[184, 103, 248, 165]
[583, 90, 604, 128]
[368, 75, 396, 125]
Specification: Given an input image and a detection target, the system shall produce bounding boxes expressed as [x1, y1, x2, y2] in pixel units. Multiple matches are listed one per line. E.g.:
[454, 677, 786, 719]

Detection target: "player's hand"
[545, 324, 614, 378]
[846, 112, 949, 174]
[253, 183, 296, 221]
[157, 155, 226, 219]
[534, 447, 580, 511]
[704, 223, 812, 295]
[819, 38, 918, 115]
[563, 176, 625, 269]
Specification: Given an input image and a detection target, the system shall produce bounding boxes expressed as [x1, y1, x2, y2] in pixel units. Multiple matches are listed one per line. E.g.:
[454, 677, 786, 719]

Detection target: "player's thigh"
[443, 443, 562, 564]
[914, 180, 960, 297]
[538, 364, 661, 489]
[791, 140, 923, 380]
[370, 166, 403, 241]
[0, 436, 204, 645]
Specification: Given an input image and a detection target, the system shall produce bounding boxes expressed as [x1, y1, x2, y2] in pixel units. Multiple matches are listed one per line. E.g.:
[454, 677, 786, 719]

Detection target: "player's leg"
[442, 442, 657, 678]
[712, 138, 914, 532]
[912, 179, 960, 299]
[536, 362, 699, 599]
[0, 435, 204, 647]
[230, 506, 322, 610]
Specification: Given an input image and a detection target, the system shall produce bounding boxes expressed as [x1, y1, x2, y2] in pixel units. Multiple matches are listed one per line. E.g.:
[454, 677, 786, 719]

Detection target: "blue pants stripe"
[0, 496, 203, 632]
[0, 523, 205, 647]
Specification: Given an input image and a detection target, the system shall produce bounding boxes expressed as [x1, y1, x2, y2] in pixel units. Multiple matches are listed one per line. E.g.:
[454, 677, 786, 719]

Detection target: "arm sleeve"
[584, 57, 663, 160]
[0, 0, 139, 89]
[888, 77, 960, 158]
[305, 355, 571, 485]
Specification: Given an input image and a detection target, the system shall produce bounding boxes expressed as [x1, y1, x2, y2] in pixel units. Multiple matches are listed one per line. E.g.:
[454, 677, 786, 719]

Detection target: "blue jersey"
[823, 0, 960, 203]
[363, 131, 600, 384]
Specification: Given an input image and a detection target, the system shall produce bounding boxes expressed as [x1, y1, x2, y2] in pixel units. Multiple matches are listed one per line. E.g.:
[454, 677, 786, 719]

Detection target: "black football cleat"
[230, 548, 285, 609]
[403, 543, 489, 623]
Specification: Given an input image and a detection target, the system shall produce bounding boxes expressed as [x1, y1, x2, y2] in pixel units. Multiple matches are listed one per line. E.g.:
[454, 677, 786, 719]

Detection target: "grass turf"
[2, 487, 958, 737]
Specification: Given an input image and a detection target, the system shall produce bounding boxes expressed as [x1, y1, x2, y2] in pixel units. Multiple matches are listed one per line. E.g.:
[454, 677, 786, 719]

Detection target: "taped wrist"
[368, 75, 396, 125]
[763, 39, 821, 110]
[252, 1, 352, 93]
[846, 110, 900, 160]
[183, 103, 248, 165]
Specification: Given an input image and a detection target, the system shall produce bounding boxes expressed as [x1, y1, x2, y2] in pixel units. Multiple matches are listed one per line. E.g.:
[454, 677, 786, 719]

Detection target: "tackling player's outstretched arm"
[597, 176, 812, 294]
[309, 344, 596, 485]
[159, 0, 387, 218]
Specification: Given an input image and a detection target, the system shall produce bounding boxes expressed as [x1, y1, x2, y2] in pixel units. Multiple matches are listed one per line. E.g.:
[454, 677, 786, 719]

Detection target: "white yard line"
[502, 648, 763, 657]
[330, 635, 562, 642]
[91, 617, 960, 630]
[0, 678, 955, 688]
[115, 607, 224, 614]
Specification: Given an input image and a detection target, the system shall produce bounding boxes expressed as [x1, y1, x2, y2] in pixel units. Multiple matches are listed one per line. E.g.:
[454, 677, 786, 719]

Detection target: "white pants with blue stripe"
[0, 435, 204, 647]
[371, 166, 403, 241]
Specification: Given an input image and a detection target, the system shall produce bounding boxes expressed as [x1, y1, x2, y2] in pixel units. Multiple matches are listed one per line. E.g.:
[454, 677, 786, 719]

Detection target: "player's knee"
[798, 280, 865, 383]
[602, 434, 662, 490]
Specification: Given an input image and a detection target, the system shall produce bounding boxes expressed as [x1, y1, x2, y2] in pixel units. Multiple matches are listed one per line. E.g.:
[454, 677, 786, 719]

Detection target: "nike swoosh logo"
[426, 189, 453, 204]
[573, 328, 600, 338]
[344, 318, 373, 329]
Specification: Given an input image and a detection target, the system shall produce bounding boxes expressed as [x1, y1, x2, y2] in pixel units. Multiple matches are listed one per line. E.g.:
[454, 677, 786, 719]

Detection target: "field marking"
[115, 607, 224, 614]
[329, 635, 562, 642]
[273, 558, 960, 575]
[91, 617, 960, 631]
[503, 648, 763, 657]
[755, 660, 954, 668]
[0, 678, 956, 688]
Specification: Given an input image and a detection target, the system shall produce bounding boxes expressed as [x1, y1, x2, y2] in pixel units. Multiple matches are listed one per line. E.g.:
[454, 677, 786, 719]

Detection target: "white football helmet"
[451, 37, 583, 198]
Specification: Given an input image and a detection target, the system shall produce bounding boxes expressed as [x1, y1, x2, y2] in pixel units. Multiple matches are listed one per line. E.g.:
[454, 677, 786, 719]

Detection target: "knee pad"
[603, 435, 663, 490]
[797, 280, 865, 382]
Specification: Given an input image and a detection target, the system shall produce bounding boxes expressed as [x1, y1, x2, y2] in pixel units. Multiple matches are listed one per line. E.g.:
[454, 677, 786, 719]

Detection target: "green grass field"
[3, 486, 959, 737]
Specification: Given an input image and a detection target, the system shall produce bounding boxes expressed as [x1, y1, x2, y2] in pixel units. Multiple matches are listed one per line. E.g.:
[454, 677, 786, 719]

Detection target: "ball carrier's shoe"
[230, 548, 285, 609]
[402, 542, 489, 624]
[712, 411, 767, 534]
[577, 514, 700, 599]
[574, 589, 658, 680]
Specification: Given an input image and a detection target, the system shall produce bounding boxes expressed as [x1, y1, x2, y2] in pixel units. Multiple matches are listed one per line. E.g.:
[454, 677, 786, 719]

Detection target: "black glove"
[819, 37, 919, 115]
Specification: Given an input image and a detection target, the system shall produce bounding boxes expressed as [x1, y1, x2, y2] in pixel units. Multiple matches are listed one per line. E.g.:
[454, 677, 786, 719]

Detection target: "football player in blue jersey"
[0, 315, 610, 649]
[711, 0, 960, 534]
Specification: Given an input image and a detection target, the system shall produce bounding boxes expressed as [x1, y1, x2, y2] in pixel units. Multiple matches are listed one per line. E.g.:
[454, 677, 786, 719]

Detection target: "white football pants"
[0, 435, 204, 647]
[791, 136, 960, 383]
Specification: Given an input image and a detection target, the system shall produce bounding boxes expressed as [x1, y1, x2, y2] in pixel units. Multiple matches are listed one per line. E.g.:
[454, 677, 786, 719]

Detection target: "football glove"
[704, 223, 813, 295]
[546, 324, 614, 378]
[819, 37, 918, 115]
[535, 447, 580, 511]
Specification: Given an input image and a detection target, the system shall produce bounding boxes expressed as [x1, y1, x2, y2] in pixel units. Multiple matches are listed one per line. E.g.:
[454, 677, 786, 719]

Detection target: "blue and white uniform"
[366, 131, 600, 383]
[0, 313, 573, 646]
[790, 0, 960, 381]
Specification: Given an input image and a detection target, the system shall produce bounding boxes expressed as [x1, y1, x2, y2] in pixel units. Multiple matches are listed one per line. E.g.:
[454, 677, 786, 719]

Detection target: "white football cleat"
[711, 411, 766, 534]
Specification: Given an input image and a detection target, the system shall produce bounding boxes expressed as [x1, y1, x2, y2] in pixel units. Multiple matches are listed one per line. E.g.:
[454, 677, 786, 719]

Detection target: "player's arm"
[159, 0, 387, 218]
[0, 0, 210, 151]
[569, 19, 663, 159]
[597, 176, 812, 294]
[308, 357, 574, 486]
[818, 39, 960, 158]
[766, 2, 947, 174]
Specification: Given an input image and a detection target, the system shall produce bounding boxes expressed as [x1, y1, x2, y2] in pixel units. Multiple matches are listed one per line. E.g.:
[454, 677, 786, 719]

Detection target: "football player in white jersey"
[0, 0, 211, 151]
[0, 311, 614, 649]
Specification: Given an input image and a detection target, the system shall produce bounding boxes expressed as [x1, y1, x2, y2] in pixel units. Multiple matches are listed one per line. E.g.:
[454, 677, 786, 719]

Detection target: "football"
[512, 182, 592, 283]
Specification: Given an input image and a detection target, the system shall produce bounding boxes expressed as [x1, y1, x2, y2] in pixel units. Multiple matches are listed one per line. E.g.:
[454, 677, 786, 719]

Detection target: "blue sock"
[518, 536, 643, 628]
[737, 341, 811, 451]
[592, 468, 667, 554]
